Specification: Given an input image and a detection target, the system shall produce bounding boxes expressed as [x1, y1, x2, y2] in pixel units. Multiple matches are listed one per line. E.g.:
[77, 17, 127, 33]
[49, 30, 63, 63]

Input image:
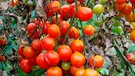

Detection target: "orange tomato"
[88, 55, 104, 68]
[83, 25, 95, 36]
[83, 68, 98, 76]
[70, 52, 86, 68]
[75, 68, 85, 76]
[115, 0, 126, 4]
[70, 39, 84, 53]
[115, 3, 126, 11]
[46, 66, 62, 76]
[121, 3, 132, 15]
[68, 27, 80, 39]
[130, 30, 135, 41]
[70, 65, 85, 76]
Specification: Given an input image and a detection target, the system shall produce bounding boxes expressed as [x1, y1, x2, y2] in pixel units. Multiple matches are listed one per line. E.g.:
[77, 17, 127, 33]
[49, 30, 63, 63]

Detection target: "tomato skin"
[0, 56, 5, 61]
[126, 53, 135, 63]
[68, 27, 80, 39]
[26, 23, 37, 35]
[70, 52, 86, 68]
[39, 21, 50, 34]
[58, 21, 70, 36]
[28, 57, 37, 66]
[78, 0, 85, 2]
[69, 2, 81, 17]
[33, 18, 39, 26]
[36, 53, 50, 69]
[70, 65, 85, 76]
[18, 45, 24, 57]
[83, 68, 98, 76]
[115, 0, 126, 4]
[83, 25, 95, 36]
[67, 0, 74, 4]
[75, 68, 85, 76]
[57, 45, 72, 61]
[60, 5, 71, 19]
[52, 15, 63, 24]
[29, 29, 40, 39]
[20, 59, 32, 73]
[46, 66, 62, 76]
[70, 39, 84, 53]
[41, 35, 55, 51]
[78, 7, 93, 21]
[121, 3, 132, 15]
[48, 1, 61, 14]
[45, 51, 60, 66]
[130, 30, 135, 41]
[31, 39, 42, 51]
[61, 61, 71, 70]
[88, 55, 104, 68]
[23, 46, 36, 59]
[48, 24, 61, 38]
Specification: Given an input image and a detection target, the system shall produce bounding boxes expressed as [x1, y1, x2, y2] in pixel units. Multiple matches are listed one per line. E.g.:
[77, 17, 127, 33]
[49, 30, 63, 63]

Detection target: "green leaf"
[100, 68, 109, 75]
[17, 66, 26, 76]
[127, 44, 135, 53]
[0, 62, 2, 70]
[27, 68, 45, 76]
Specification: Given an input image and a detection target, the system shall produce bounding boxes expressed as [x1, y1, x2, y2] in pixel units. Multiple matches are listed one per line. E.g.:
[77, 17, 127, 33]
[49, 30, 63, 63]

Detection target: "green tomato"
[61, 62, 71, 70]
[93, 4, 104, 14]
[112, 26, 123, 34]
[100, 0, 106, 5]
[114, 19, 120, 27]
[27, 0, 34, 7]
[94, 19, 103, 26]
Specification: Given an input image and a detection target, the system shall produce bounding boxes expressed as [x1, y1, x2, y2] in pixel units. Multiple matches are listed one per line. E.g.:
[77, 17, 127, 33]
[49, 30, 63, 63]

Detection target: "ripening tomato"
[58, 21, 70, 36]
[48, 24, 61, 38]
[18, 45, 24, 57]
[36, 53, 50, 69]
[78, 7, 93, 21]
[83, 68, 98, 76]
[39, 21, 50, 34]
[28, 57, 37, 66]
[29, 29, 40, 39]
[126, 53, 135, 63]
[57, 45, 72, 61]
[45, 51, 60, 66]
[70, 52, 86, 68]
[67, 0, 74, 4]
[75, 68, 85, 76]
[48, 1, 61, 14]
[88, 55, 104, 68]
[26, 23, 37, 35]
[20, 59, 32, 73]
[31, 39, 42, 50]
[83, 25, 95, 36]
[41, 35, 55, 51]
[70, 39, 84, 53]
[115, 0, 126, 4]
[70, 65, 85, 76]
[61, 61, 71, 70]
[121, 3, 132, 15]
[68, 27, 80, 39]
[23, 46, 36, 58]
[52, 15, 63, 24]
[69, 2, 81, 17]
[46, 66, 62, 76]
[60, 5, 71, 19]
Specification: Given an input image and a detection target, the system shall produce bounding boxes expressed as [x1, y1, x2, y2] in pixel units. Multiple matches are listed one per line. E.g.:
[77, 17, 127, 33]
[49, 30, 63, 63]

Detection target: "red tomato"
[20, 59, 32, 73]
[48, 1, 61, 14]
[67, 0, 74, 4]
[41, 35, 55, 51]
[70, 39, 84, 53]
[78, 0, 85, 2]
[45, 51, 60, 66]
[39, 21, 50, 34]
[57, 45, 72, 61]
[31, 39, 42, 51]
[58, 21, 70, 36]
[69, 2, 81, 17]
[126, 53, 135, 63]
[68, 27, 80, 39]
[78, 7, 93, 21]
[36, 53, 50, 69]
[26, 23, 37, 35]
[60, 5, 71, 19]
[23, 46, 36, 59]
[33, 18, 39, 26]
[48, 24, 61, 38]
[29, 29, 40, 39]
[52, 15, 63, 24]
[18, 45, 24, 57]
[28, 57, 37, 66]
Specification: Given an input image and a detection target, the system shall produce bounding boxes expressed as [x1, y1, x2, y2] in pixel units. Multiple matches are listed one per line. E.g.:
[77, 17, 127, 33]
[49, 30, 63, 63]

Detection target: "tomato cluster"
[18, 0, 105, 75]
